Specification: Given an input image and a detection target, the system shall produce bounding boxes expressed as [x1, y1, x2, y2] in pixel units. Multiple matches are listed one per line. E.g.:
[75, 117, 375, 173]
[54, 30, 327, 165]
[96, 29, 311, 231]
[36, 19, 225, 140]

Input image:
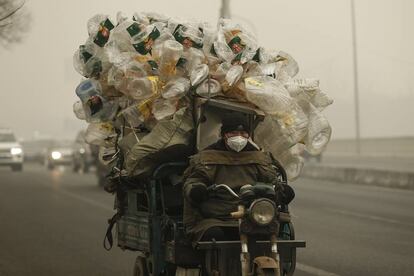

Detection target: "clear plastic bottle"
[127, 76, 160, 101]
[119, 104, 145, 128]
[73, 101, 86, 120]
[158, 40, 184, 81]
[196, 78, 222, 97]
[161, 78, 190, 99]
[244, 76, 294, 114]
[305, 105, 332, 155]
[151, 98, 177, 120]
[75, 79, 118, 122]
[84, 122, 116, 147]
[190, 64, 209, 87]
[278, 143, 305, 181]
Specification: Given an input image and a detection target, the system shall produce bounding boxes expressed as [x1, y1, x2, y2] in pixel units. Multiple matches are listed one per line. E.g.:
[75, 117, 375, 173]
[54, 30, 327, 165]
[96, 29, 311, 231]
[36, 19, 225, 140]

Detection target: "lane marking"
[329, 209, 414, 228]
[296, 262, 341, 276]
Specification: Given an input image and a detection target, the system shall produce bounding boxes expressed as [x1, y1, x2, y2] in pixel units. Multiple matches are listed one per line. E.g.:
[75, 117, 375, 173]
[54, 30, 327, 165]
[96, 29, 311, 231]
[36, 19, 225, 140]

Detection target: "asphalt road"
[0, 164, 413, 276]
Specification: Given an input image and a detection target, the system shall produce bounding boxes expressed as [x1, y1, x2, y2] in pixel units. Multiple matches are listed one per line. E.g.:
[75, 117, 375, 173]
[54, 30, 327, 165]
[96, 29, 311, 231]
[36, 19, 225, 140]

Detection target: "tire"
[133, 256, 149, 276]
[279, 222, 296, 276]
[11, 164, 23, 172]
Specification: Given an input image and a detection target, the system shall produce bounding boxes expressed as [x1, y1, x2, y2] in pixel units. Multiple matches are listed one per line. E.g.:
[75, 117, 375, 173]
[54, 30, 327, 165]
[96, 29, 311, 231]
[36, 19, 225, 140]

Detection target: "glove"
[277, 184, 295, 205]
[186, 182, 208, 205]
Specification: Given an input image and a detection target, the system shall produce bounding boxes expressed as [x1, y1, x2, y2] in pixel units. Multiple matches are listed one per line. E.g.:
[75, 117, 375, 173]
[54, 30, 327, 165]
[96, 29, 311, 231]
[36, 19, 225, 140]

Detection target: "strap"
[103, 212, 121, 251]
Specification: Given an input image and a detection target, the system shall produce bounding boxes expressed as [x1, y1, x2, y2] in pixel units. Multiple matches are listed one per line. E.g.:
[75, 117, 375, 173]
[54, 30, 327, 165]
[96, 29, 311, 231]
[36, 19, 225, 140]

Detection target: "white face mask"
[226, 136, 248, 152]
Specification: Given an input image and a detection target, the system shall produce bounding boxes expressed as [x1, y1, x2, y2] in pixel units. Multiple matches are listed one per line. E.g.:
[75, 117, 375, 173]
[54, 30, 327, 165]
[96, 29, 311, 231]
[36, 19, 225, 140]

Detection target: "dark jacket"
[182, 140, 278, 241]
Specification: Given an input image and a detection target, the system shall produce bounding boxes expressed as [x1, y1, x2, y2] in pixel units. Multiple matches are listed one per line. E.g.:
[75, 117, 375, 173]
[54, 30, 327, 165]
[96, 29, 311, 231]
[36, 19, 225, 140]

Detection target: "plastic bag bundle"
[72, 12, 333, 180]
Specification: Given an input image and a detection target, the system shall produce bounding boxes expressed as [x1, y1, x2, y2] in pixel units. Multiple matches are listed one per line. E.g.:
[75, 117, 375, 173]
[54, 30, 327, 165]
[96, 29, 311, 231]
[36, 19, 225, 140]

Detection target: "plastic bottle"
[127, 76, 160, 101]
[73, 101, 86, 120]
[190, 64, 209, 87]
[87, 15, 115, 47]
[151, 98, 177, 120]
[305, 105, 332, 155]
[274, 51, 299, 78]
[84, 122, 116, 147]
[162, 78, 190, 99]
[196, 79, 222, 97]
[119, 104, 144, 128]
[73, 42, 107, 78]
[158, 40, 183, 81]
[278, 144, 305, 181]
[130, 25, 161, 55]
[75, 79, 118, 122]
[254, 116, 298, 157]
[244, 76, 294, 114]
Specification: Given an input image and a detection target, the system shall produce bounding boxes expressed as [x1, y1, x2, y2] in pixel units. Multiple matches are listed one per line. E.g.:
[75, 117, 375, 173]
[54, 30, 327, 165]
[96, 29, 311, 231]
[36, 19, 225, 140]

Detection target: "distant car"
[21, 138, 54, 164]
[72, 130, 94, 173]
[44, 141, 74, 170]
[0, 128, 23, 171]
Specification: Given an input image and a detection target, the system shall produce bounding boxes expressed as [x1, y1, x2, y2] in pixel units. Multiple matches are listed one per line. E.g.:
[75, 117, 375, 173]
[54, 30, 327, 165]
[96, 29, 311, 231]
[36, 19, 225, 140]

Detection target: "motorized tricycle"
[104, 96, 305, 276]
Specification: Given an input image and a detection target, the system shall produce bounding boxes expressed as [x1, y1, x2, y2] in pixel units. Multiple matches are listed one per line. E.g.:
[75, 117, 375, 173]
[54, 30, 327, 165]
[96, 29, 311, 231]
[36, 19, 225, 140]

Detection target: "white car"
[0, 128, 23, 171]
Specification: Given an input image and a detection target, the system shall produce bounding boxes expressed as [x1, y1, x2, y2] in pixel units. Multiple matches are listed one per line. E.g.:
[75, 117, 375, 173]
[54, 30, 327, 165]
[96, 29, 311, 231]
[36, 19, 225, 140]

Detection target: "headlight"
[79, 148, 86, 154]
[249, 199, 276, 226]
[51, 151, 62, 160]
[11, 147, 22, 155]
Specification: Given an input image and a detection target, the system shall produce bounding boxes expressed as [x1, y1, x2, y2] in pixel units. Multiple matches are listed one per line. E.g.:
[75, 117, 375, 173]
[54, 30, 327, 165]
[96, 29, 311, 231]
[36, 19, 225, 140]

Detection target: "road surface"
[0, 164, 413, 276]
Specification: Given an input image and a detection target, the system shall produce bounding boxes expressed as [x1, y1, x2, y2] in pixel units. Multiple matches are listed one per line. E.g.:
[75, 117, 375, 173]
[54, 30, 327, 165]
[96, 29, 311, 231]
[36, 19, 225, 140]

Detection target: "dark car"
[44, 141, 74, 170]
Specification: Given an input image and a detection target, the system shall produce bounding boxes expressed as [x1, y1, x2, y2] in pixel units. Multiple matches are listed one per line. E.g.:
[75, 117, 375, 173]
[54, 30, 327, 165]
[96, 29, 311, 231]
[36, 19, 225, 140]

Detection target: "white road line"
[329, 209, 414, 228]
[296, 262, 341, 276]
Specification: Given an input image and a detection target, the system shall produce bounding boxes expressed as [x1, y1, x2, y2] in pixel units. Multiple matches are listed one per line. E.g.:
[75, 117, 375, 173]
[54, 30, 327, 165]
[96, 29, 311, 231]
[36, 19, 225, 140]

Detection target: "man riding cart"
[104, 97, 305, 276]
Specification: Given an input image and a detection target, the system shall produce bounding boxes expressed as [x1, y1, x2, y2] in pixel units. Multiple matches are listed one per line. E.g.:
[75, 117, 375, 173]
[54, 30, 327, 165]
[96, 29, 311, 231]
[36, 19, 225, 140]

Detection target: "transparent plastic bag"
[181, 48, 206, 75]
[173, 23, 204, 49]
[254, 116, 297, 156]
[244, 76, 294, 114]
[73, 42, 109, 78]
[310, 91, 333, 111]
[277, 102, 309, 144]
[305, 104, 332, 155]
[162, 78, 190, 99]
[215, 19, 259, 65]
[274, 51, 299, 78]
[223, 65, 243, 90]
[278, 143, 305, 181]
[85, 122, 116, 147]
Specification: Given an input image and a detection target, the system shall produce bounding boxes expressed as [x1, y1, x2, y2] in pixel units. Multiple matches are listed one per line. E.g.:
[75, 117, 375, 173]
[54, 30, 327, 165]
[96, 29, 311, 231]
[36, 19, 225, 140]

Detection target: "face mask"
[226, 136, 248, 152]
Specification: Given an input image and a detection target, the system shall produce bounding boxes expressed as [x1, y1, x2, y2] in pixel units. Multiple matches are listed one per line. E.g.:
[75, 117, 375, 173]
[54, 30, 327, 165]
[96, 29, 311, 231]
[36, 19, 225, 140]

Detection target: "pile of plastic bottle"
[72, 12, 333, 181]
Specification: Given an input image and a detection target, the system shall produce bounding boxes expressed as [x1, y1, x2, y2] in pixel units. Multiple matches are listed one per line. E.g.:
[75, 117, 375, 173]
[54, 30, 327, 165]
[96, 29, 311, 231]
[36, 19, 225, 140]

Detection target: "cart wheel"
[133, 256, 149, 276]
[279, 222, 296, 276]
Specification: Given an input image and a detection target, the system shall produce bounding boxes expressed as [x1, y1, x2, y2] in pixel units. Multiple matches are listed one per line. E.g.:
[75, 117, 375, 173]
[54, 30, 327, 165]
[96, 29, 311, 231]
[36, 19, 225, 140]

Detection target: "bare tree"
[0, 0, 31, 48]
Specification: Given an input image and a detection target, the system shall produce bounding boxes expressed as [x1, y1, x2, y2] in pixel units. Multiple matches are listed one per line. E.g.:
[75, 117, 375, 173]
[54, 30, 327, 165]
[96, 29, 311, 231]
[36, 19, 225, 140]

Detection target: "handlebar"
[207, 184, 240, 199]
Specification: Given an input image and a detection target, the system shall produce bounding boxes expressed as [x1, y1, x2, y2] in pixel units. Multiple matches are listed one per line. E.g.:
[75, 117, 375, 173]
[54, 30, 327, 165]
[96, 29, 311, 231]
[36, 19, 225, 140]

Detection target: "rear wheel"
[279, 222, 296, 276]
[133, 256, 148, 276]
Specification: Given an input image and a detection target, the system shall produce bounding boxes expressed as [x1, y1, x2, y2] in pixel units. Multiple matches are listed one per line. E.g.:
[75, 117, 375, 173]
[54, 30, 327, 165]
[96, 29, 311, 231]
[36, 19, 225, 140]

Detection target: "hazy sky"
[0, 0, 413, 140]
